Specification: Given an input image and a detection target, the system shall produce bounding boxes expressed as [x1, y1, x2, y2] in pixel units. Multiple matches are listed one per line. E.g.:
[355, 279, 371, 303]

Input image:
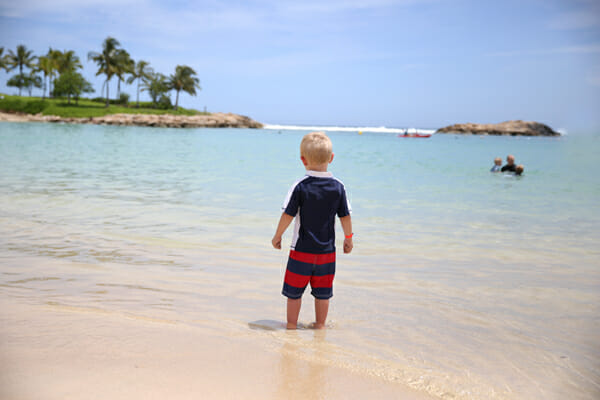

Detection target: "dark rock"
[436, 120, 560, 136]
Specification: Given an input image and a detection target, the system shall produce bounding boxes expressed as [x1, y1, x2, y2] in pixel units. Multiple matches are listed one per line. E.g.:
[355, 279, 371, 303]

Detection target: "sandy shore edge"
[0, 111, 263, 128]
[0, 298, 436, 400]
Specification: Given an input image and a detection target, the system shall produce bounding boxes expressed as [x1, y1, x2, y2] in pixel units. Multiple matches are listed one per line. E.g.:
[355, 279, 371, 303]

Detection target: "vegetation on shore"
[0, 94, 203, 118]
[0, 38, 202, 114]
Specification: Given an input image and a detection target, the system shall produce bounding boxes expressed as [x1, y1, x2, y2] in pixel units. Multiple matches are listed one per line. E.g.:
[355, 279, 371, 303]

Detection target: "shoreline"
[0, 111, 263, 129]
[0, 297, 436, 400]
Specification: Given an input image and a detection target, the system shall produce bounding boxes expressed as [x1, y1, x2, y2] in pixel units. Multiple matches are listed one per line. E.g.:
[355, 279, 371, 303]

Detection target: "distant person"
[501, 155, 517, 173]
[272, 131, 353, 330]
[490, 157, 502, 172]
[515, 164, 524, 176]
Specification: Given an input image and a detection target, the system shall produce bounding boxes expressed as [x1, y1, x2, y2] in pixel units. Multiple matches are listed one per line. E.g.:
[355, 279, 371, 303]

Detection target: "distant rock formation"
[436, 120, 560, 136]
[0, 112, 263, 129]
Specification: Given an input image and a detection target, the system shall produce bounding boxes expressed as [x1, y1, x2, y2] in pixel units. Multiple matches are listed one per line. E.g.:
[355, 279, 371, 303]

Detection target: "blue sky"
[1, 0, 599, 131]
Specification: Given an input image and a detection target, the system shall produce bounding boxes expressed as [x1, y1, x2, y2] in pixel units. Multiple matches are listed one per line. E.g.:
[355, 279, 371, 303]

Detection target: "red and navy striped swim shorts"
[282, 250, 336, 300]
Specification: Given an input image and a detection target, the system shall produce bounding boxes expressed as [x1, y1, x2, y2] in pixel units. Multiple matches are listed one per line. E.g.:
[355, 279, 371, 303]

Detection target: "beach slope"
[0, 298, 436, 400]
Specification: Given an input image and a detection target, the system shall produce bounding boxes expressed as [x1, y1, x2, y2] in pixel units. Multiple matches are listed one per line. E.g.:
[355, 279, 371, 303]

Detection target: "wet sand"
[0, 297, 436, 400]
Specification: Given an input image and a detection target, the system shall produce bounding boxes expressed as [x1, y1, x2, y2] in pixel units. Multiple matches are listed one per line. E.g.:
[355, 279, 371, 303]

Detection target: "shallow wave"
[263, 124, 436, 135]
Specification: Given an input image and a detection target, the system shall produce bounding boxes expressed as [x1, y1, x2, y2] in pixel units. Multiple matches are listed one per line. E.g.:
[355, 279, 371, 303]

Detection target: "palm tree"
[25, 71, 42, 97]
[37, 56, 54, 99]
[127, 60, 154, 107]
[0, 47, 7, 72]
[113, 49, 133, 100]
[56, 50, 82, 74]
[168, 65, 201, 110]
[141, 72, 169, 107]
[46, 48, 62, 97]
[88, 37, 121, 107]
[6, 45, 37, 96]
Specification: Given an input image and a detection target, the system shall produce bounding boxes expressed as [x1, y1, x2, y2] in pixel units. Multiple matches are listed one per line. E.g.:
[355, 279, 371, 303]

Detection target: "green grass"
[0, 94, 208, 118]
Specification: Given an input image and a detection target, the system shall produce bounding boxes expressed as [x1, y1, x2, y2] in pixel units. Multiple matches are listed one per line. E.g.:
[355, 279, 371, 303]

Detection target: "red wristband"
[345, 233, 353, 239]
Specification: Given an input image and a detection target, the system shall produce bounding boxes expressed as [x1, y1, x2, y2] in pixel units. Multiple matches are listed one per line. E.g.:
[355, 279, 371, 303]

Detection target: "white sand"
[0, 111, 32, 122]
[0, 298, 436, 400]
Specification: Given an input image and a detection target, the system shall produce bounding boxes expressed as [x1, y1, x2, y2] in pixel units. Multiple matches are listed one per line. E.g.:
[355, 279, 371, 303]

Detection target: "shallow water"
[1, 122, 599, 399]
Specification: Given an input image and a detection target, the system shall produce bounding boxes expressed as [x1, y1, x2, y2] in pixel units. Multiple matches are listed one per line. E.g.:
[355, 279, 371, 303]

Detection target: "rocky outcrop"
[436, 120, 560, 136]
[0, 111, 263, 129]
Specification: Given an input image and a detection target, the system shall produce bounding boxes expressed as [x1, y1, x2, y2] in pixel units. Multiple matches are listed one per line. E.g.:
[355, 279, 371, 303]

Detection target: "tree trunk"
[18, 64, 23, 96]
[175, 89, 180, 110]
[105, 78, 110, 108]
[136, 79, 140, 108]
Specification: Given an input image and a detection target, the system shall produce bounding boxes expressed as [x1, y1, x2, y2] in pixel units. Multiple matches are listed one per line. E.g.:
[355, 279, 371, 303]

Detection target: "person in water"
[501, 155, 517, 173]
[272, 131, 353, 330]
[515, 164, 524, 176]
[490, 157, 502, 172]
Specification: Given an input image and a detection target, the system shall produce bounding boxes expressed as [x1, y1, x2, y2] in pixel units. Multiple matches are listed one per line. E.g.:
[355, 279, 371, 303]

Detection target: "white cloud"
[587, 66, 600, 87]
[556, 45, 600, 54]
[548, 9, 600, 30]
[279, 0, 431, 14]
[1, 0, 435, 30]
[487, 44, 600, 57]
[0, 0, 143, 19]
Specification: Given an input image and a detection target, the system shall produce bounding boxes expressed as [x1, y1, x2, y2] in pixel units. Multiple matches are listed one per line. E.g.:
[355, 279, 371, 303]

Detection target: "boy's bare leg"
[313, 299, 329, 329]
[287, 298, 302, 329]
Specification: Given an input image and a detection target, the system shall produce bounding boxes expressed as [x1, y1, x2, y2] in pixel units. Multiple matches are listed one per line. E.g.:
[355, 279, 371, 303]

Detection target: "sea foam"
[263, 124, 435, 135]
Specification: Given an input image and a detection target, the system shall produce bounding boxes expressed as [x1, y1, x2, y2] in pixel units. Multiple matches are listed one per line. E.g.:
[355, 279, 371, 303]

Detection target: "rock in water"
[0, 111, 263, 129]
[436, 120, 560, 136]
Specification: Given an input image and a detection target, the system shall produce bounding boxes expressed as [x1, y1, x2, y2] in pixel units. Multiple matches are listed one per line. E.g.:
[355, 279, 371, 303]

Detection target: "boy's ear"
[301, 156, 308, 166]
[329, 153, 334, 164]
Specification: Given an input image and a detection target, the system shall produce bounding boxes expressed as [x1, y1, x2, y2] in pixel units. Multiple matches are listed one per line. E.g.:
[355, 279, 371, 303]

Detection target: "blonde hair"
[300, 131, 332, 165]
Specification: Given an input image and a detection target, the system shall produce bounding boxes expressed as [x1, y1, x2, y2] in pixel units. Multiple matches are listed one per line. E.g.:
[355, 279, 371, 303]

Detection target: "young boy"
[515, 164, 524, 176]
[490, 157, 502, 172]
[272, 132, 353, 330]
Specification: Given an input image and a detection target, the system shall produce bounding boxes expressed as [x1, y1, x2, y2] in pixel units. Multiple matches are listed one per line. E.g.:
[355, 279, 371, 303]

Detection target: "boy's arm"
[272, 212, 294, 249]
[339, 215, 353, 254]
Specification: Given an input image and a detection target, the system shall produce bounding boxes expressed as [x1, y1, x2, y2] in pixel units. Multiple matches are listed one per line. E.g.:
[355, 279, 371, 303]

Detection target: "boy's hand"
[273, 213, 293, 250]
[343, 237, 353, 254]
[272, 235, 282, 250]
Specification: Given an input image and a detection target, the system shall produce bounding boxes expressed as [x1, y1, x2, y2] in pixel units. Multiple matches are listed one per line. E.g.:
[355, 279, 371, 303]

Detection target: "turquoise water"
[1, 122, 599, 399]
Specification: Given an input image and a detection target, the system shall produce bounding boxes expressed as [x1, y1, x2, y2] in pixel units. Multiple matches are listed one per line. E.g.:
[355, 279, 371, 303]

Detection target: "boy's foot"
[286, 323, 297, 330]
[309, 322, 326, 329]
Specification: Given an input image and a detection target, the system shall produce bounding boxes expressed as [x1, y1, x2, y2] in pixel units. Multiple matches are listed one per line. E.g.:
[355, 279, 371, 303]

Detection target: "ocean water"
[0, 122, 599, 399]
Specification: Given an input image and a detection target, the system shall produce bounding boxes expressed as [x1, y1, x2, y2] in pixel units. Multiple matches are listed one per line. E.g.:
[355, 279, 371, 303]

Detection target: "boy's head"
[515, 164, 524, 175]
[300, 131, 333, 167]
[494, 157, 502, 166]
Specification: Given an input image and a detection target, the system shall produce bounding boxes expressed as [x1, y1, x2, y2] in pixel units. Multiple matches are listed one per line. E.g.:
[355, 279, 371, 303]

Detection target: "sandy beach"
[0, 296, 436, 400]
[0, 111, 28, 122]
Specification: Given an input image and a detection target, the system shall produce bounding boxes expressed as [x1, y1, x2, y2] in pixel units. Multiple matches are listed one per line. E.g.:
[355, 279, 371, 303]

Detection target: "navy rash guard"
[282, 171, 351, 254]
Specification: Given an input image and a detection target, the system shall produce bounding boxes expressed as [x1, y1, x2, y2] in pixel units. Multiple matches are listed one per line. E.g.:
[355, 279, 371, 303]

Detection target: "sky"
[1, 0, 599, 131]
